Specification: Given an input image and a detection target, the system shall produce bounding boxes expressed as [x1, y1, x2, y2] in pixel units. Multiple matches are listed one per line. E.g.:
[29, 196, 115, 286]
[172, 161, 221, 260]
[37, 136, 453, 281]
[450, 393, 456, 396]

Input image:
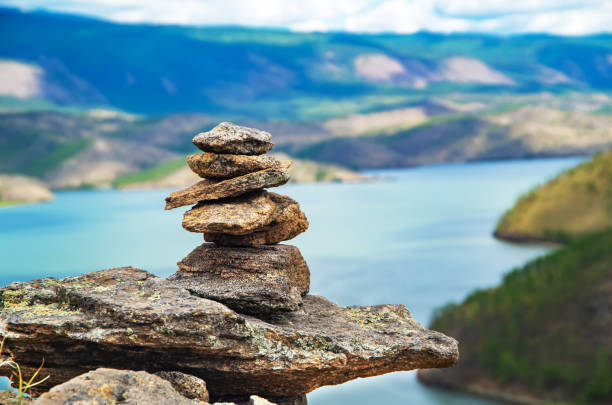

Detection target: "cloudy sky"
[2, 0, 611, 35]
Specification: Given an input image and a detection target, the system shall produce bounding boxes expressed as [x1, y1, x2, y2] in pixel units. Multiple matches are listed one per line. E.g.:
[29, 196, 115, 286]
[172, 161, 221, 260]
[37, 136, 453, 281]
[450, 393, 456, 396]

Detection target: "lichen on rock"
[0, 268, 457, 399]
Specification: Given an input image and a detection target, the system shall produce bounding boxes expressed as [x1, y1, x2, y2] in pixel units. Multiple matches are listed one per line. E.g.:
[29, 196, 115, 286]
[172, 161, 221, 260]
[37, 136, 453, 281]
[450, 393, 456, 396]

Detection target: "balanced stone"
[1, 267, 458, 399]
[165, 164, 290, 210]
[193, 122, 274, 155]
[182, 191, 277, 235]
[182, 192, 307, 246]
[188, 153, 287, 179]
[204, 193, 308, 246]
[168, 243, 309, 314]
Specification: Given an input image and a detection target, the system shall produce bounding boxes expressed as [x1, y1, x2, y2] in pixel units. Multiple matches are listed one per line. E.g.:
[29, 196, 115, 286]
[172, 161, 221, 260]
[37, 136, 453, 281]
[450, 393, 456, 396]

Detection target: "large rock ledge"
[0, 267, 458, 400]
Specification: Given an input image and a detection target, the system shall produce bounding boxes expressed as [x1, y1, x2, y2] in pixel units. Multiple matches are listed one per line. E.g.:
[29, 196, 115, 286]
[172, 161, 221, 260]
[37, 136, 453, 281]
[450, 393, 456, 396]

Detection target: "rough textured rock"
[204, 193, 308, 246]
[33, 368, 206, 404]
[0, 268, 458, 399]
[155, 371, 210, 402]
[188, 153, 287, 179]
[182, 191, 277, 235]
[0, 389, 32, 404]
[182, 192, 307, 245]
[165, 165, 290, 210]
[168, 244, 309, 314]
[192, 122, 273, 155]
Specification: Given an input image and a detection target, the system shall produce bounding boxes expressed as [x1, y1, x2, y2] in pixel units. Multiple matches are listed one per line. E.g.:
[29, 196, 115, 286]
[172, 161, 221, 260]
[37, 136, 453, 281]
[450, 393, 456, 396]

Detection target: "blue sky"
[2, 0, 611, 35]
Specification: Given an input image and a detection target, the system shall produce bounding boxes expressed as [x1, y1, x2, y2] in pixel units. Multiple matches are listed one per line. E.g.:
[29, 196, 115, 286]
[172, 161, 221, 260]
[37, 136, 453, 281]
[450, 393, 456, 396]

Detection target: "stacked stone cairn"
[0, 121, 458, 405]
[165, 122, 310, 314]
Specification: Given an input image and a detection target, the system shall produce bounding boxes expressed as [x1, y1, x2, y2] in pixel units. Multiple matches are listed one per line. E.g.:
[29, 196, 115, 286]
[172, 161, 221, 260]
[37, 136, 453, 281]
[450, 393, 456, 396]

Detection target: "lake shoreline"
[417, 372, 551, 405]
[0, 158, 584, 405]
[492, 230, 562, 246]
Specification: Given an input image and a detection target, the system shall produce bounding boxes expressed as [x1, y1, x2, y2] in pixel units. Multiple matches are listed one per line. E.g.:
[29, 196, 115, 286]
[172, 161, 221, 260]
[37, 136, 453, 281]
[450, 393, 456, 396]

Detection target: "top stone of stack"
[164, 122, 293, 210]
[193, 121, 274, 155]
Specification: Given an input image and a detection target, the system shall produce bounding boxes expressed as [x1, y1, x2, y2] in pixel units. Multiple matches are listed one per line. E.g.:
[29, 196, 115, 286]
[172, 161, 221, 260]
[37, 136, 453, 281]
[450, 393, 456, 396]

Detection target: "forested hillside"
[420, 229, 612, 404]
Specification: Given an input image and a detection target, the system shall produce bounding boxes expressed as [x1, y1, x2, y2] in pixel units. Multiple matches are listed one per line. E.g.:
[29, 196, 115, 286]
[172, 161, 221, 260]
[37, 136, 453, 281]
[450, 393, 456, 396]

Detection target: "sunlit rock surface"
[193, 122, 273, 156]
[0, 267, 458, 399]
[187, 153, 286, 179]
[165, 165, 290, 210]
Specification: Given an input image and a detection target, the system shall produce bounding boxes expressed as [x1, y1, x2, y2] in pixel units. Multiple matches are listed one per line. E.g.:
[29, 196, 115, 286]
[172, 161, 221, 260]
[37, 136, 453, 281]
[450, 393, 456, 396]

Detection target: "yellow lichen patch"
[345, 306, 415, 330]
[134, 281, 161, 300]
[1, 287, 80, 317]
[63, 280, 97, 291]
[17, 304, 79, 318]
[295, 336, 338, 353]
[2, 300, 79, 318]
[126, 327, 138, 342]
[152, 322, 175, 336]
[1, 289, 29, 306]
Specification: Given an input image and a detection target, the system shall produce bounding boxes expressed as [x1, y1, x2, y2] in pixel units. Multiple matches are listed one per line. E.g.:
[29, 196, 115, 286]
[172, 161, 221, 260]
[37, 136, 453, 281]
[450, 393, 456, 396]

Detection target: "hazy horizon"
[1, 0, 611, 36]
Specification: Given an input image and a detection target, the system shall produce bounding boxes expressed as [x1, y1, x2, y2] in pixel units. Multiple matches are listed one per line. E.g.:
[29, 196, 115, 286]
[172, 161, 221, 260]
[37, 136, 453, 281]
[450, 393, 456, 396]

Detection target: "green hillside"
[294, 107, 612, 169]
[112, 157, 187, 189]
[0, 111, 214, 188]
[496, 149, 612, 243]
[112, 152, 370, 190]
[2, 102, 612, 188]
[2, 7, 612, 184]
[420, 229, 612, 404]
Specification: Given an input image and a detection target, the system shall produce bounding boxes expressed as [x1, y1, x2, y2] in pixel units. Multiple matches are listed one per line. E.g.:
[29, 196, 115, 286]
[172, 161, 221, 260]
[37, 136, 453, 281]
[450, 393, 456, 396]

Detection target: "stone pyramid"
[165, 122, 311, 315]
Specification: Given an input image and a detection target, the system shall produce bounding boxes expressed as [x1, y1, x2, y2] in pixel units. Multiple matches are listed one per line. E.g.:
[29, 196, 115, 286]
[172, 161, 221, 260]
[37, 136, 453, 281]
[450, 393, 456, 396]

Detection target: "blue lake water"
[0, 157, 583, 404]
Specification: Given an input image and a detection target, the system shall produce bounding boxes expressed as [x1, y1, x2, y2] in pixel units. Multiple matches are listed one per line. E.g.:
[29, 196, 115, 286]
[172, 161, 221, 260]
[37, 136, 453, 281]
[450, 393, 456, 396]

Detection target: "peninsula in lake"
[420, 151, 612, 404]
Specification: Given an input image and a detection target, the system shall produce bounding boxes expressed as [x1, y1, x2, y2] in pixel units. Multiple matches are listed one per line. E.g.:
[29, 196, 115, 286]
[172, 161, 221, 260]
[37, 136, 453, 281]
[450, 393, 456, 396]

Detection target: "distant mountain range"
[1, 7, 612, 187]
[1, 7, 611, 118]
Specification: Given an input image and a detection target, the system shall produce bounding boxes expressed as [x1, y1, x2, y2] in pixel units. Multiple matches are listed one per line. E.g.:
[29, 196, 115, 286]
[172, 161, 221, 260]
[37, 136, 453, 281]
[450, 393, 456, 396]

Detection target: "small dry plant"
[0, 336, 49, 404]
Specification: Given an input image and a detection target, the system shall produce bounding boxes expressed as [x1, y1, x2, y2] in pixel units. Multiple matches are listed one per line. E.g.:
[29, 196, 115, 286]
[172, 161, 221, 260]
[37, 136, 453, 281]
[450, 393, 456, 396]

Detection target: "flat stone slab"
[193, 122, 274, 155]
[183, 192, 307, 245]
[1, 268, 458, 399]
[188, 153, 288, 179]
[165, 165, 290, 210]
[183, 191, 277, 235]
[168, 244, 310, 314]
[204, 193, 308, 246]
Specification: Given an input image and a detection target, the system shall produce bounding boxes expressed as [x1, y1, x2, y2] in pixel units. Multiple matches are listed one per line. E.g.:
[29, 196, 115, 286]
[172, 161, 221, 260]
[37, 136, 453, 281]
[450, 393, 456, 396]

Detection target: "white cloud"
[434, 0, 604, 17]
[342, 0, 472, 34]
[290, 19, 329, 32]
[1, 0, 611, 35]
